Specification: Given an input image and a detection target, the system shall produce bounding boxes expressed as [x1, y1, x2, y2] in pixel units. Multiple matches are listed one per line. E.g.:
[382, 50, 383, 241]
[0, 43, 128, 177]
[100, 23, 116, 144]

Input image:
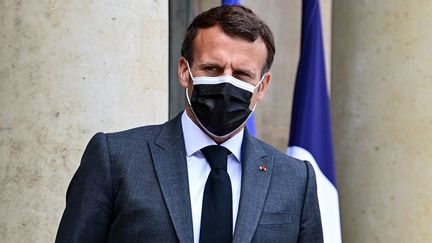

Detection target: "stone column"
[332, 1, 432, 242]
[0, 1, 168, 242]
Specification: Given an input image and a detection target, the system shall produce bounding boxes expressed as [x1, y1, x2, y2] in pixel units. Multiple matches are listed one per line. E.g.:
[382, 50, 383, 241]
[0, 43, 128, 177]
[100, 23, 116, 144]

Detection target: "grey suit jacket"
[56, 113, 323, 242]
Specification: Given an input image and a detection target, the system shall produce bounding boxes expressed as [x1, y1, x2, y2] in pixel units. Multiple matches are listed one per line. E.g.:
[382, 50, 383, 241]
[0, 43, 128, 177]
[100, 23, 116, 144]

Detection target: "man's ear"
[178, 57, 190, 88]
[256, 72, 272, 101]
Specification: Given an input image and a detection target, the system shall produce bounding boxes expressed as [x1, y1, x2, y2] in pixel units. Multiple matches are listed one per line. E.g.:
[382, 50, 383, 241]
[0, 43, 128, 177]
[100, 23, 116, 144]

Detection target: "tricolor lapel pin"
[259, 165, 267, 172]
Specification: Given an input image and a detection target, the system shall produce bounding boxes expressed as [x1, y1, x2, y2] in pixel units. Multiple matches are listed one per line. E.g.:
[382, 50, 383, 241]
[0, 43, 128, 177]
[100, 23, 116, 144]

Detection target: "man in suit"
[56, 5, 323, 243]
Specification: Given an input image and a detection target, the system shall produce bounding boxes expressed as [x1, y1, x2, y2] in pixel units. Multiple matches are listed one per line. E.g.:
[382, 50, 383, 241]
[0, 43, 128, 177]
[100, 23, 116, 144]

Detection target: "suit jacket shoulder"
[56, 114, 189, 243]
[252, 136, 309, 169]
[235, 133, 323, 243]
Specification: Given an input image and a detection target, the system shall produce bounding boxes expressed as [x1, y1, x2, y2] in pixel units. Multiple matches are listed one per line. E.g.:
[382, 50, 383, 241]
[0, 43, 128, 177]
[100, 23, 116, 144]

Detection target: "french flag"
[287, 0, 342, 242]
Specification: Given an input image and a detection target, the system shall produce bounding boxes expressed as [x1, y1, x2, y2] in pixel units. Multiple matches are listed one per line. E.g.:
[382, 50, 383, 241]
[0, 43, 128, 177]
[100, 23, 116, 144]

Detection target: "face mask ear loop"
[186, 61, 195, 83]
[254, 73, 267, 92]
[251, 102, 258, 113]
[250, 73, 267, 112]
[185, 60, 195, 106]
[185, 87, 192, 106]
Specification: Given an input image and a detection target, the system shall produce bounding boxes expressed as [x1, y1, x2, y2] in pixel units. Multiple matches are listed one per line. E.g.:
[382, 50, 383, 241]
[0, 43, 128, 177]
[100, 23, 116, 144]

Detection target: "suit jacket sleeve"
[297, 161, 323, 243]
[56, 133, 113, 243]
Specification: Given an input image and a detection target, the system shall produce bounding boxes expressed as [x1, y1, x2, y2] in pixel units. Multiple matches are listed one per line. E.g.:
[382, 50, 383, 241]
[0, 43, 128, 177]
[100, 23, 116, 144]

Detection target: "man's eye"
[234, 72, 253, 82]
[205, 66, 218, 72]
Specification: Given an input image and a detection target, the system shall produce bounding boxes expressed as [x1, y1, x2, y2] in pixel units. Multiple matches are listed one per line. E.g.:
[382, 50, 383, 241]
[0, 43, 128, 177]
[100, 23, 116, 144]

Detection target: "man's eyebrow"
[197, 62, 223, 68]
[196, 62, 256, 77]
[234, 67, 256, 77]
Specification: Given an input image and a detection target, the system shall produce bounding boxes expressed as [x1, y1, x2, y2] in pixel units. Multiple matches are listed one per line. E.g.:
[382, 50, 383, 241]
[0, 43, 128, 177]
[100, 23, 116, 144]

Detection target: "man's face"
[178, 25, 271, 108]
[178, 25, 272, 142]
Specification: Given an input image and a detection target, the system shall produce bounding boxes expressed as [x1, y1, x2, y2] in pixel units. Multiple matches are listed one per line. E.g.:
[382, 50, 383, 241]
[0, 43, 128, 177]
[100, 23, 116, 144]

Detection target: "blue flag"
[287, 0, 342, 242]
[222, 0, 240, 5]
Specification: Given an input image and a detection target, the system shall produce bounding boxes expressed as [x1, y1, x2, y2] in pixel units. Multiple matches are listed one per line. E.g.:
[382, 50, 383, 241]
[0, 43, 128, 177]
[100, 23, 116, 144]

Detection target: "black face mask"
[185, 64, 265, 138]
[189, 82, 253, 137]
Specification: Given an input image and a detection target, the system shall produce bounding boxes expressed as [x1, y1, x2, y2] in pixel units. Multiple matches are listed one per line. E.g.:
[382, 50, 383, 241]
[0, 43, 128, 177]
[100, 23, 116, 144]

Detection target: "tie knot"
[201, 145, 229, 171]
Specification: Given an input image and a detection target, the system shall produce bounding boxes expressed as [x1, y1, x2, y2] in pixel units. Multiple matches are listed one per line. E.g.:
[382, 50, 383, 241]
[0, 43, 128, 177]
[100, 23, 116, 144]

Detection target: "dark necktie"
[199, 145, 232, 243]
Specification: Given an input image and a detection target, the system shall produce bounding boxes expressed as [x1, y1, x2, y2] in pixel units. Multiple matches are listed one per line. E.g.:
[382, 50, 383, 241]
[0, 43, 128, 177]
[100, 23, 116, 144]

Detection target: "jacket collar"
[149, 113, 194, 243]
[233, 130, 274, 243]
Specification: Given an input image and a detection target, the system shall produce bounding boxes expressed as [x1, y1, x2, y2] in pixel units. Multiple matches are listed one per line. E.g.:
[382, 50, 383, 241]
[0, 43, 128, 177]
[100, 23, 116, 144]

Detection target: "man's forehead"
[192, 26, 267, 71]
[193, 25, 265, 47]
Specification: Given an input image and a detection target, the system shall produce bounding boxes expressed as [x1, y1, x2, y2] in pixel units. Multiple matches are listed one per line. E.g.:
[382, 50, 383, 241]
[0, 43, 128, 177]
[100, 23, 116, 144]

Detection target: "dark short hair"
[181, 5, 275, 74]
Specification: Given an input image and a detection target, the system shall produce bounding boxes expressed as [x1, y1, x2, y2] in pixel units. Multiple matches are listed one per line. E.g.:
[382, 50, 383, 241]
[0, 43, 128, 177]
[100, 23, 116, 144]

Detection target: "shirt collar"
[181, 111, 243, 162]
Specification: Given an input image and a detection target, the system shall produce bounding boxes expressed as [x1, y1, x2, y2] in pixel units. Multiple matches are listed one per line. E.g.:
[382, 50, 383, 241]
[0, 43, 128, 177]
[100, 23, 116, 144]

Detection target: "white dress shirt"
[181, 111, 243, 243]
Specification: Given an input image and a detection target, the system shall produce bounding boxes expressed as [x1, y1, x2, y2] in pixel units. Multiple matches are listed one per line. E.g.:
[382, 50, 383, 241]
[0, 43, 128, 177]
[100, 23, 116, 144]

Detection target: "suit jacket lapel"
[148, 114, 194, 243]
[233, 131, 274, 243]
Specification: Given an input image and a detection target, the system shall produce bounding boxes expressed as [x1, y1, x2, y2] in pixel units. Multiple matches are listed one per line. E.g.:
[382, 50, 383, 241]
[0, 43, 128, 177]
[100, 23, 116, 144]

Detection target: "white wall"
[0, 1, 168, 242]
